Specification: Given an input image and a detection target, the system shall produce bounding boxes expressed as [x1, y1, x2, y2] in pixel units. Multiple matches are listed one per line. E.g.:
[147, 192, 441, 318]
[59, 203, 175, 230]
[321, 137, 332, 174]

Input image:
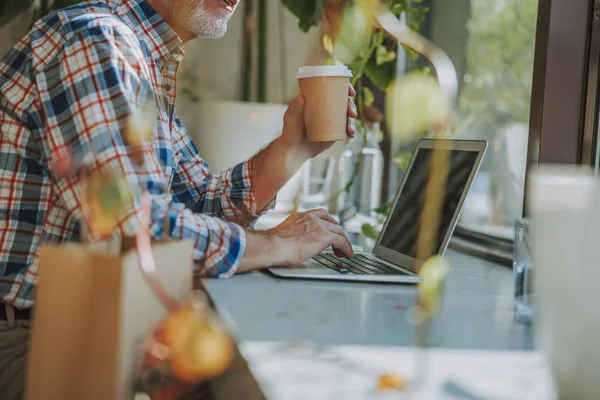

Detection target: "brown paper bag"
[25, 239, 194, 400]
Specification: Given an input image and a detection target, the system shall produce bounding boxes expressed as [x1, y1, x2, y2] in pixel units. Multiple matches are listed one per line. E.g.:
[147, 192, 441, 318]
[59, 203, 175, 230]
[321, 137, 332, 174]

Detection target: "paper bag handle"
[136, 194, 179, 310]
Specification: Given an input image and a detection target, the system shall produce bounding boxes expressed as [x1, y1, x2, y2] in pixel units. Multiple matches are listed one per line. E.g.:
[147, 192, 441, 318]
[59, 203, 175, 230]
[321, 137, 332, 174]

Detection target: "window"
[388, 0, 539, 246]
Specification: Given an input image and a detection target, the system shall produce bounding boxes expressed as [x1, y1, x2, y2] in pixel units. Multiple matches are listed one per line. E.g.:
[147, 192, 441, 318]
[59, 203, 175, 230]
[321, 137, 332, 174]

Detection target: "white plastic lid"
[296, 65, 353, 79]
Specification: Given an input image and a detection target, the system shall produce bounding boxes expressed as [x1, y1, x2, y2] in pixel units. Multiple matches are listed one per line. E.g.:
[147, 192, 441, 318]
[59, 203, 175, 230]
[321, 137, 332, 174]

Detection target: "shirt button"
[164, 83, 172, 91]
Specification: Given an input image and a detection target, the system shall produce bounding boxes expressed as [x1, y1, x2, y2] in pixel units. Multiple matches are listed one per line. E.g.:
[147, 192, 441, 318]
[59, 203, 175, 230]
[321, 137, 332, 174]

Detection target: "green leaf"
[361, 224, 380, 240]
[407, 21, 421, 32]
[364, 55, 396, 91]
[403, 46, 420, 61]
[280, 0, 325, 32]
[374, 202, 392, 216]
[363, 87, 375, 107]
[387, 0, 406, 15]
[394, 151, 413, 170]
[373, 31, 385, 46]
[375, 44, 396, 65]
[408, 6, 429, 25]
[414, 66, 432, 76]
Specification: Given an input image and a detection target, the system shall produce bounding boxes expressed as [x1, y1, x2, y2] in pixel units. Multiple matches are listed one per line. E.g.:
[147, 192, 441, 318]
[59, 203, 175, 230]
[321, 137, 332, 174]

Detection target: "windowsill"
[458, 223, 514, 241]
[451, 226, 513, 267]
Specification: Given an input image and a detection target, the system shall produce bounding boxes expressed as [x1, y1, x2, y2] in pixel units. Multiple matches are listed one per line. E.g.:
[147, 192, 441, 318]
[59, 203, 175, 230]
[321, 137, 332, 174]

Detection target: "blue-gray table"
[202, 249, 531, 351]
[200, 249, 532, 399]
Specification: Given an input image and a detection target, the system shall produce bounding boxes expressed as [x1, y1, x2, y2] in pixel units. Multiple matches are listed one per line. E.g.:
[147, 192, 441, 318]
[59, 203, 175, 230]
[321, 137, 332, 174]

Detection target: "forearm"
[251, 136, 310, 210]
[237, 230, 281, 273]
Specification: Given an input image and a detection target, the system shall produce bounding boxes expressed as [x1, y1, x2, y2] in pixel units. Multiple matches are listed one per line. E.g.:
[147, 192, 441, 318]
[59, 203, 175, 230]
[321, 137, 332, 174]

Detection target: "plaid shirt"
[0, 0, 272, 308]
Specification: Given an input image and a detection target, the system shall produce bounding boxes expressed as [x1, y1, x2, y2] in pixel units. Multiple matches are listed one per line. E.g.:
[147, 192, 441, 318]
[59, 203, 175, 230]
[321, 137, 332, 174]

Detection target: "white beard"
[194, 2, 232, 38]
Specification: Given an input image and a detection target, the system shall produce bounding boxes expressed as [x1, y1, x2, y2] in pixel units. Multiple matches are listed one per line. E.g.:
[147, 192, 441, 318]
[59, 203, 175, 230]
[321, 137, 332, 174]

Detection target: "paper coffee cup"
[297, 65, 353, 142]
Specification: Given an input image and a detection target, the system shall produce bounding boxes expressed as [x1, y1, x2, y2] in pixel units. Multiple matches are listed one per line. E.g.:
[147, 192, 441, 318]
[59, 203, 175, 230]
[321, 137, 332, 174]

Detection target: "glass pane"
[422, 0, 538, 239]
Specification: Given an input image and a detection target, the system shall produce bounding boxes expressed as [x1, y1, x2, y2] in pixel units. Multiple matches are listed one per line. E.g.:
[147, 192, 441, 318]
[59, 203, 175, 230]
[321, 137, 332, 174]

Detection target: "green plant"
[282, 0, 429, 92]
[281, 0, 431, 238]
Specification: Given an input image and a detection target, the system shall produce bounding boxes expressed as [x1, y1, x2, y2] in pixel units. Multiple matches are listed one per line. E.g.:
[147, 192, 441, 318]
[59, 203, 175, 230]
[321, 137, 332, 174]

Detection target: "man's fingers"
[321, 219, 348, 238]
[347, 120, 356, 138]
[348, 98, 358, 118]
[308, 210, 353, 258]
[347, 97, 357, 138]
[328, 232, 354, 259]
[283, 94, 305, 126]
[310, 208, 339, 225]
[348, 82, 357, 97]
[321, 220, 353, 258]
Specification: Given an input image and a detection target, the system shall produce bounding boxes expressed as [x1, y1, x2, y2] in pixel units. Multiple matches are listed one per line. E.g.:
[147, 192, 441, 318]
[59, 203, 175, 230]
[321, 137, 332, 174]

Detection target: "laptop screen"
[378, 145, 481, 262]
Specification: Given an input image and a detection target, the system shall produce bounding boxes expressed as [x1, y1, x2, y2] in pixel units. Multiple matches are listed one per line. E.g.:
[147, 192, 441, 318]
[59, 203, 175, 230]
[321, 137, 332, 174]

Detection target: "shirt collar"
[106, 0, 184, 63]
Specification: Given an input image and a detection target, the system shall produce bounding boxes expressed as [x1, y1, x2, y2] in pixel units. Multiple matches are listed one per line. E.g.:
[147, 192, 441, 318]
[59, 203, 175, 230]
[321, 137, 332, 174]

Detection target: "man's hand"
[280, 83, 358, 159]
[268, 209, 354, 266]
[238, 209, 353, 272]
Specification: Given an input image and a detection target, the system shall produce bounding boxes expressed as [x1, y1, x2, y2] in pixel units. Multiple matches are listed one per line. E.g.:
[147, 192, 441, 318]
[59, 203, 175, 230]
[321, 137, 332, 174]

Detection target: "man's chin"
[194, 14, 229, 38]
[199, 25, 227, 38]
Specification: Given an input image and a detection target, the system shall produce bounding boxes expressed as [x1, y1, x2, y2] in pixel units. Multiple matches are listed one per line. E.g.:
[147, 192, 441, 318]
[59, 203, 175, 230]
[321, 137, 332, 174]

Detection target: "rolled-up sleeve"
[36, 21, 245, 277]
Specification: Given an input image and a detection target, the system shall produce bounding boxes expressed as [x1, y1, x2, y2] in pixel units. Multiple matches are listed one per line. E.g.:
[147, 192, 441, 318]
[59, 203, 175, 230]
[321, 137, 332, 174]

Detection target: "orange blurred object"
[376, 373, 409, 391]
[156, 296, 234, 384]
[135, 294, 235, 398]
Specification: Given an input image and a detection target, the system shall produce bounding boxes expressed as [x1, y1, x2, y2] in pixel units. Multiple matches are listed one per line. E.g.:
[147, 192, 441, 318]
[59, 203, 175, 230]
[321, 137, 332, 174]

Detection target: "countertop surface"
[202, 249, 531, 351]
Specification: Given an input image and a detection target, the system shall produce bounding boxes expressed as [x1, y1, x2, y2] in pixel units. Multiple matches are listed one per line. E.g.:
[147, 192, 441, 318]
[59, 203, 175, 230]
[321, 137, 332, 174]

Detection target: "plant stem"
[351, 41, 378, 87]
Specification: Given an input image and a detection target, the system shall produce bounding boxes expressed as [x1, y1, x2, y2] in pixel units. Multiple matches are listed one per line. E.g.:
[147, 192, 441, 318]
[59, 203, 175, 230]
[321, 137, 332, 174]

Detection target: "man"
[0, 0, 357, 396]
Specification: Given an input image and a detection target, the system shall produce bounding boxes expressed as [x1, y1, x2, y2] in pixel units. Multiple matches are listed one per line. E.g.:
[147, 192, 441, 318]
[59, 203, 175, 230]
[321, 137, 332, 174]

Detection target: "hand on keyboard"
[266, 209, 354, 267]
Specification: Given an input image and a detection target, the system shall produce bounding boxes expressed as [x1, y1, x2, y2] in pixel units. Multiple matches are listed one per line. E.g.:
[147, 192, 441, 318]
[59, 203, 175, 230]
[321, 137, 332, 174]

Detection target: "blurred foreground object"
[135, 292, 235, 398]
[26, 239, 193, 400]
[83, 170, 134, 237]
[386, 73, 452, 143]
[376, 373, 408, 391]
[375, 6, 457, 143]
[241, 341, 556, 399]
[529, 165, 600, 399]
[513, 218, 533, 323]
[407, 255, 451, 393]
[416, 256, 450, 316]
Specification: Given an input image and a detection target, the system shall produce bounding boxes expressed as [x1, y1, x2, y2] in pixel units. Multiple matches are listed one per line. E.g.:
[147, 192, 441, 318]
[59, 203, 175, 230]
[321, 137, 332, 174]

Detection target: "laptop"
[265, 138, 487, 284]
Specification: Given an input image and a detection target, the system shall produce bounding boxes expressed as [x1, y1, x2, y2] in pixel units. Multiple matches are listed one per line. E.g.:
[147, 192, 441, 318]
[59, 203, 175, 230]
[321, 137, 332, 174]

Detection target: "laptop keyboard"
[312, 253, 410, 276]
